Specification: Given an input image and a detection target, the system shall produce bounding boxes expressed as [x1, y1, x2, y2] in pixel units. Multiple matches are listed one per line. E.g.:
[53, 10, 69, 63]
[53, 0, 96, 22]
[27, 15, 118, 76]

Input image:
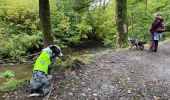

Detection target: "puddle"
[0, 63, 33, 84]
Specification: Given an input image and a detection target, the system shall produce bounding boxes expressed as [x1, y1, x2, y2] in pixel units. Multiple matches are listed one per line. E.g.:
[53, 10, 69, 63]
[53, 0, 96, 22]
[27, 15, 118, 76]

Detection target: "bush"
[52, 10, 92, 47]
[90, 8, 116, 46]
[0, 70, 14, 78]
[0, 33, 42, 60]
[0, 0, 39, 35]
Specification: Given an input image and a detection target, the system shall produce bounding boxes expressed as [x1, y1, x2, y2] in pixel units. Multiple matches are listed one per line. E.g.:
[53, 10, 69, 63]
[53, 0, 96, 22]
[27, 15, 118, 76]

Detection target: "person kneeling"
[29, 45, 63, 97]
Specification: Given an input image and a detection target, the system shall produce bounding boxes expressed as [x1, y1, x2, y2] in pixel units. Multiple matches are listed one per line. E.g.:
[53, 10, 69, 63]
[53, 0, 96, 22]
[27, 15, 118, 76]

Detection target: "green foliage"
[103, 33, 116, 47]
[0, 0, 41, 60]
[51, 6, 92, 47]
[0, 70, 14, 78]
[54, 57, 81, 70]
[0, 33, 42, 60]
[0, 0, 39, 35]
[51, 0, 116, 47]
[0, 0, 170, 60]
[90, 5, 116, 46]
[56, 0, 92, 13]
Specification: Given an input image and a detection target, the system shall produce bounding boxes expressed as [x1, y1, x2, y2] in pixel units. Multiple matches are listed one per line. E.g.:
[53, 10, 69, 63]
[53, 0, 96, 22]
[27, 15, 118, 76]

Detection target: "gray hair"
[154, 12, 160, 18]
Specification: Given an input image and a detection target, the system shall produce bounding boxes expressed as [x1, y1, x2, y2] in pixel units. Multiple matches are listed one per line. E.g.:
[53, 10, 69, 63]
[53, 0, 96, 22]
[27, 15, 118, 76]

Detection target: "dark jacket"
[150, 17, 164, 34]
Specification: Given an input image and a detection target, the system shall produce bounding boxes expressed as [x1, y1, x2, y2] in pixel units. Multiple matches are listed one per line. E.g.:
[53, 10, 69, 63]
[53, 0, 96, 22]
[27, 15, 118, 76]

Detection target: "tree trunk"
[39, 0, 53, 47]
[115, 0, 128, 48]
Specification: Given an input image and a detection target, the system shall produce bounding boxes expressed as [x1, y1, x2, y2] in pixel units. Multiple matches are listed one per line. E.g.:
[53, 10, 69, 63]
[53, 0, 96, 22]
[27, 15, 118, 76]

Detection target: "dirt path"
[1, 41, 170, 100]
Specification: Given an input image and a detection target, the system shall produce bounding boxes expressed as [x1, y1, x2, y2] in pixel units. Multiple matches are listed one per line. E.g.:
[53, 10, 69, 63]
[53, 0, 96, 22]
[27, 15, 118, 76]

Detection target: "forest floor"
[1, 41, 170, 100]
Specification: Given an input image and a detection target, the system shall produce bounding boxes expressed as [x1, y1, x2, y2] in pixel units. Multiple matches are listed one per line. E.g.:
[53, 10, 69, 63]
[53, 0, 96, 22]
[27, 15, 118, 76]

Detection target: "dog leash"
[43, 80, 54, 100]
[43, 65, 55, 100]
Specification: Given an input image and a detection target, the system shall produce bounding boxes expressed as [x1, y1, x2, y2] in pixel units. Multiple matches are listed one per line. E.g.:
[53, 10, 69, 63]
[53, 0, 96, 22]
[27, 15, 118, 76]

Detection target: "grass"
[0, 77, 30, 92]
[54, 48, 114, 70]
[54, 55, 95, 70]
[0, 70, 30, 92]
[0, 70, 14, 78]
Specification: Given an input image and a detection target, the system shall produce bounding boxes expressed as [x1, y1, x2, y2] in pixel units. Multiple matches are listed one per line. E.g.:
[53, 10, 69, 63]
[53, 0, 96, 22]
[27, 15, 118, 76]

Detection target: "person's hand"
[157, 28, 165, 32]
[161, 28, 165, 31]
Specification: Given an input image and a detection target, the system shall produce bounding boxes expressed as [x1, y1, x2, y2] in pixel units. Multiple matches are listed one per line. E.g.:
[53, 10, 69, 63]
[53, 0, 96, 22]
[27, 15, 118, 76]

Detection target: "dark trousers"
[150, 34, 159, 52]
[152, 40, 158, 51]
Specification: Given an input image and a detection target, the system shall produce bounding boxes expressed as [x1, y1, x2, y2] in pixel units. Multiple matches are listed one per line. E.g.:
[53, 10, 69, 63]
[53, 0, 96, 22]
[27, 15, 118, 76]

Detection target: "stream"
[0, 63, 33, 84]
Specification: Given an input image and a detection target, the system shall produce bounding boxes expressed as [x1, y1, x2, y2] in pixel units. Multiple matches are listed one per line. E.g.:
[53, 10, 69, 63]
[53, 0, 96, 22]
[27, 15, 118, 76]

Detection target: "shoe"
[153, 49, 157, 52]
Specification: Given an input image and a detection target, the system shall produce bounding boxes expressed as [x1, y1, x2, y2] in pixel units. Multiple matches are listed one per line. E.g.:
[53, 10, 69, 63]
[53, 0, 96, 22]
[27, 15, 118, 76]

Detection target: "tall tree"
[115, 0, 128, 47]
[39, 0, 53, 47]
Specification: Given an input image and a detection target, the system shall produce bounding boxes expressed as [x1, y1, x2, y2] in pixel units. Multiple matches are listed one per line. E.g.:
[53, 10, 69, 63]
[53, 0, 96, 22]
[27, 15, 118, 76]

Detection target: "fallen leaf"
[128, 90, 131, 94]
[153, 96, 160, 100]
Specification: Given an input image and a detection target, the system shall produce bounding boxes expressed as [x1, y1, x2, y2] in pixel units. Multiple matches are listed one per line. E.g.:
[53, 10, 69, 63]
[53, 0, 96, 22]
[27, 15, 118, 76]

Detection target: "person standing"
[150, 13, 165, 52]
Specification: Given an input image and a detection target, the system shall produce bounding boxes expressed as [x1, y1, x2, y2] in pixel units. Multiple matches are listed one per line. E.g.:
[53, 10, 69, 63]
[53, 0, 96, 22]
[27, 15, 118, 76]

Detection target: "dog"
[29, 45, 63, 97]
[128, 37, 146, 50]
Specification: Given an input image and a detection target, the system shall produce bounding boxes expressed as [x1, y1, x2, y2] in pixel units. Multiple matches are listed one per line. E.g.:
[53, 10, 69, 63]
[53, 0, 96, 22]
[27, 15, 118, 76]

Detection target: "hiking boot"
[153, 49, 157, 52]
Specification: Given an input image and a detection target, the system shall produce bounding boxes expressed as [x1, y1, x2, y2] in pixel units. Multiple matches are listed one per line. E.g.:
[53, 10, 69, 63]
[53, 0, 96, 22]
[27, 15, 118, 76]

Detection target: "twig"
[3, 59, 20, 63]
[5, 61, 20, 63]
[22, 52, 41, 59]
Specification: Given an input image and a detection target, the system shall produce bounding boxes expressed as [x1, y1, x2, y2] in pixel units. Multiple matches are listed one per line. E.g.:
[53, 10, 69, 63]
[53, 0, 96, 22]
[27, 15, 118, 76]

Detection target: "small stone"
[93, 93, 98, 96]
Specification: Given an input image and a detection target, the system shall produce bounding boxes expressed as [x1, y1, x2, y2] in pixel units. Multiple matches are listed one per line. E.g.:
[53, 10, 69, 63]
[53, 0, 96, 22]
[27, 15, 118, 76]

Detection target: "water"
[0, 63, 33, 84]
